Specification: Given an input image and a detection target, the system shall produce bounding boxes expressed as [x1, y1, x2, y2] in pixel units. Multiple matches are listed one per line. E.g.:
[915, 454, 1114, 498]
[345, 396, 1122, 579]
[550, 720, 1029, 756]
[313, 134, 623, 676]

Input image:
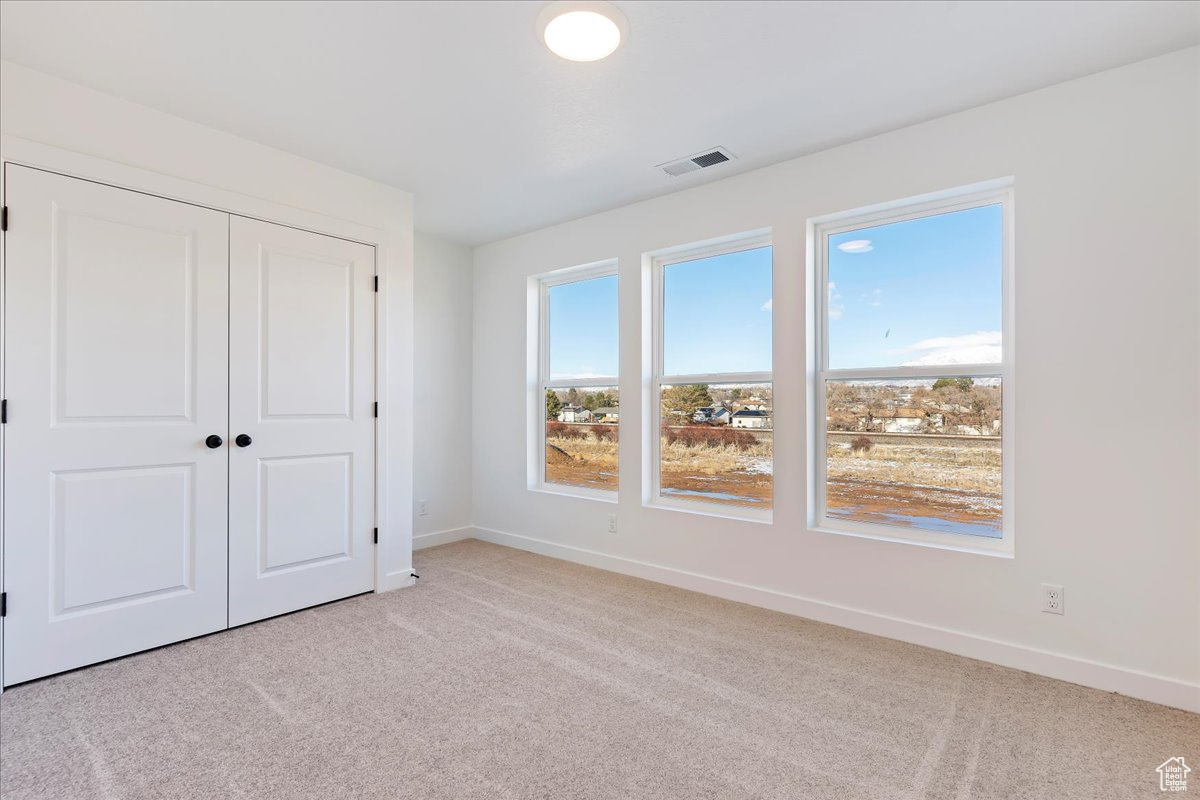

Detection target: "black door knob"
[205, 435, 223, 449]
[235, 434, 253, 448]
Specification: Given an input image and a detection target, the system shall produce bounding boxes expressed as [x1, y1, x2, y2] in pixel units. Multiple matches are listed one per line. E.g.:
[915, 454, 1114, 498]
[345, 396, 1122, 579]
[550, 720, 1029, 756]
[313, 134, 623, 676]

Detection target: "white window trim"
[643, 230, 774, 523]
[528, 259, 620, 502]
[807, 179, 1015, 556]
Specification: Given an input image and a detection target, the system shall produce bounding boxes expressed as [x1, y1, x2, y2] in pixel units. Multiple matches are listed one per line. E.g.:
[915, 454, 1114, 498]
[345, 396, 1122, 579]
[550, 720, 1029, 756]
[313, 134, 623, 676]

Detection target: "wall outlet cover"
[1042, 583, 1064, 615]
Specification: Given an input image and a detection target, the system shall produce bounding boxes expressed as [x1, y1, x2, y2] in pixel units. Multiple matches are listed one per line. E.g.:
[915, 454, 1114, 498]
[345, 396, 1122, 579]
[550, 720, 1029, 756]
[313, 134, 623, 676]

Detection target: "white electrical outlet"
[418, 499, 429, 517]
[607, 514, 617, 534]
[1042, 584, 1064, 615]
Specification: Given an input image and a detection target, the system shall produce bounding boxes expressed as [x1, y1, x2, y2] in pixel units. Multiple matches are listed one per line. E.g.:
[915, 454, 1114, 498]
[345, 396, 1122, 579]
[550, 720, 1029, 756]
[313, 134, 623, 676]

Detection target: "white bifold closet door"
[226, 217, 376, 627]
[2, 165, 230, 684]
[2, 167, 377, 685]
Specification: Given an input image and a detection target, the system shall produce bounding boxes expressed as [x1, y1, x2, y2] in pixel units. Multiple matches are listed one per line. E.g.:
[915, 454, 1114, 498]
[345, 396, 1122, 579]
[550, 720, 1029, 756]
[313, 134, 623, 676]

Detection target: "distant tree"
[864, 394, 888, 432]
[933, 377, 975, 391]
[969, 386, 999, 434]
[566, 387, 579, 405]
[730, 388, 743, 401]
[545, 389, 562, 420]
[661, 384, 712, 421]
[827, 381, 858, 409]
[827, 412, 859, 432]
[581, 391, 618, 411]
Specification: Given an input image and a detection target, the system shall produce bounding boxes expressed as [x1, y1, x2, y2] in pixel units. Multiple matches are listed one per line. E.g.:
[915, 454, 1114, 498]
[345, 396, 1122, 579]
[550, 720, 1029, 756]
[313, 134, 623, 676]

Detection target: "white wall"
[0, 60, 417, 585]
[472, 48, 1200, 710]
[413, 233, 474, 546]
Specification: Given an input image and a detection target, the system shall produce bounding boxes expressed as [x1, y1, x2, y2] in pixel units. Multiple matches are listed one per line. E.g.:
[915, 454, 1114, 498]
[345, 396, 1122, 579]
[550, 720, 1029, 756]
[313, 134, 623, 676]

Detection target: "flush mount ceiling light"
[537, 1, 628, 62]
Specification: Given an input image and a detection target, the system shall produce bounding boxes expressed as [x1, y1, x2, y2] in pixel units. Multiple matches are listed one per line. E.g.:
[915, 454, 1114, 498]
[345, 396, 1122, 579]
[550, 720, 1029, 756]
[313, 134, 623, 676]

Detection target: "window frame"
[809, 181, 1015, 555]
[529, 259, 620, 502]
[645, 230, 774, 522]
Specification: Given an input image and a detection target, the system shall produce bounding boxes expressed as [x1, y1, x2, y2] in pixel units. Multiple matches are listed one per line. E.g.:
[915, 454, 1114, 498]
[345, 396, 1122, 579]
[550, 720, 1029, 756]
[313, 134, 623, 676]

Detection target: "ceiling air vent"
[657, 147, 735, 177]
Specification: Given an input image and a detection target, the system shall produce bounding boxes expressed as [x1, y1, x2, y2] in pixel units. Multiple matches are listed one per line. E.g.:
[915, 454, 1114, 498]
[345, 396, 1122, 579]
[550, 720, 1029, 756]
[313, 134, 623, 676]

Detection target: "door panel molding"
[258, 453, 354, 575]
[52, 462, 197, 616]
[259, 246, 355, 421]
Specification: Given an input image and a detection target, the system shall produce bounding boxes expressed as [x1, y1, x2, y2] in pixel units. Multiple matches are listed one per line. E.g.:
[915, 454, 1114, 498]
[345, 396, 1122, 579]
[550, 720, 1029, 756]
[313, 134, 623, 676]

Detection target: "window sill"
[646, 496, 773, 525]
[809, 521, 1013, 558]
[529, 484, 618, 504]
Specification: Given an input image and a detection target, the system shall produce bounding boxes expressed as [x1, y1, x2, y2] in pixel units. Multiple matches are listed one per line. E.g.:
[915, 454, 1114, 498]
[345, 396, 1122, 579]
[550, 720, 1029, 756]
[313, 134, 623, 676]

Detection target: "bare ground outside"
[546, 428, 1001, 535]
[826, 439, 1001, 536]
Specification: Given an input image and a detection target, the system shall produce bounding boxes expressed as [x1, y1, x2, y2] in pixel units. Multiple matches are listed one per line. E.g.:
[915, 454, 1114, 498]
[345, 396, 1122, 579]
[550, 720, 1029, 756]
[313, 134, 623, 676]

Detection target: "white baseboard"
[377, 571, 417, 593]
[469, 525, 1200, 714]
[413, 526, 474, 551]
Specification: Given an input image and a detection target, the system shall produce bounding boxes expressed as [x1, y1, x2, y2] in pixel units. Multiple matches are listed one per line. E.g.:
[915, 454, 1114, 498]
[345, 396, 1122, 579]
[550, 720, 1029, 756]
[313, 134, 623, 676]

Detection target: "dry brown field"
[545, 428, 1001, 535]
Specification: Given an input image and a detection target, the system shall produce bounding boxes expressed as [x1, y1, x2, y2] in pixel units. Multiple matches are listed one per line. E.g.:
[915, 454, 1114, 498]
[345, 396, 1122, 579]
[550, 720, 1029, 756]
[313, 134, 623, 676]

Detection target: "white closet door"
[227, 217, 375, 627]
[2, 166, 230, 685]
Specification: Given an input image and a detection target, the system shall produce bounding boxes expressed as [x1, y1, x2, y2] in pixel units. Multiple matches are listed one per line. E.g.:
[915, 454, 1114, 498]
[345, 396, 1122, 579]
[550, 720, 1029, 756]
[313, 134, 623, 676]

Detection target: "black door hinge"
[373, 528, 379, 544]
[373, 401, 378, 418]
[1, 399, 7, 424]
[1, 206, 8, 232]
[373, 275, 378, 292]
[0, 592, 7, 618]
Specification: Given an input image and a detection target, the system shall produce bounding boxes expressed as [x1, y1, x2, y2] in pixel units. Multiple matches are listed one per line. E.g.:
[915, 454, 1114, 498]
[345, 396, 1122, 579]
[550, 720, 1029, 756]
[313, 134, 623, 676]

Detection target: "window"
[532, 263, 619, 497]
[812, 183, 1013, 549]
[649, 234, 773, 517]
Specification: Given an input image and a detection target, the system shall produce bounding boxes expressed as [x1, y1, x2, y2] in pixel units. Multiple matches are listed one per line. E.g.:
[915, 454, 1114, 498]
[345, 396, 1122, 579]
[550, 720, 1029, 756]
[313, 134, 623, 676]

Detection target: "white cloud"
[760, 298, 773, 312]
[901, 331, 1001, 366]
[837, 239, 873, 253]
[861, 288, 883, 307]
[828, 281, 844, 320]
[553, 368, 613, 381]
[907, 331, 1002, 350]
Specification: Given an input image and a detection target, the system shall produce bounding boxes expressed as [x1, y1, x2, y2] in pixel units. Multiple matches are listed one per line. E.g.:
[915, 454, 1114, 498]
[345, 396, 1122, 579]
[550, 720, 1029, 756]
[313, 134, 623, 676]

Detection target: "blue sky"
[828, 204, 1003, 369]
[548, 247, 774, 380]
[547, 206, 1000, 380]
[663, 246, 772, 374]
[548, 274, 619, 379]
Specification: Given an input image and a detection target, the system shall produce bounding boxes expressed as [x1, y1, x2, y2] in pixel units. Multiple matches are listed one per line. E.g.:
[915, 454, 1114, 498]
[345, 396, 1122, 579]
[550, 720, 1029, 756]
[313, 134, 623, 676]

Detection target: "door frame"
[0, 134, 416, 690]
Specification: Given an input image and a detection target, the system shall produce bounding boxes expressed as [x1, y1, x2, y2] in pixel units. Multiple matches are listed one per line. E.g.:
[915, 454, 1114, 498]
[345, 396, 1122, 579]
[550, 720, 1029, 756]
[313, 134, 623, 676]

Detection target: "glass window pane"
[827, 205, 1002, 370]
[545, 386, 619, 490]
[825, 377, 1002, 537]
[663, 246, 772, 375]
[548, 275, 618, 381]
[659, 382, 772, 509]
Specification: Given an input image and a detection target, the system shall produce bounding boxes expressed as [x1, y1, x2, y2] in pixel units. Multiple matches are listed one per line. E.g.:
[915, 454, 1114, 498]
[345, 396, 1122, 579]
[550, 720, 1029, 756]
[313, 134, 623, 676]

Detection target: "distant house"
[558, 405, 592, 423]
[731, 409, 770, 429]
[886, 408, 933, 434]
[881, 412, 924, 434]
[952, 419, 1001, 436]
[593, 407, 620, 423]
[858, 408, 942, 434]
[693, 406, 731, 425]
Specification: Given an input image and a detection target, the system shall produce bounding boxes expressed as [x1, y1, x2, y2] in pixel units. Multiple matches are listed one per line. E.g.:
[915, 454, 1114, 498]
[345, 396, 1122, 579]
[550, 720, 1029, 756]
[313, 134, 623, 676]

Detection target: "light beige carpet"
[1, 539, 1195, 799]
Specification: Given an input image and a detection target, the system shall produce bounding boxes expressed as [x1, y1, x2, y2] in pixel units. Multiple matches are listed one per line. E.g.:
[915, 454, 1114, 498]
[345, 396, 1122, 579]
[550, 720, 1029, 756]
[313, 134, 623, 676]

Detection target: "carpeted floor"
[0, 540, 1195, 799]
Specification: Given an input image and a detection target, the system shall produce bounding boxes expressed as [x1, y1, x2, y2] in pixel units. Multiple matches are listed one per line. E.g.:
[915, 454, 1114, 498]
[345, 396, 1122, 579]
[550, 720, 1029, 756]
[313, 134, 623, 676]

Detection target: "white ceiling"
[2, 1, 1197, 245]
